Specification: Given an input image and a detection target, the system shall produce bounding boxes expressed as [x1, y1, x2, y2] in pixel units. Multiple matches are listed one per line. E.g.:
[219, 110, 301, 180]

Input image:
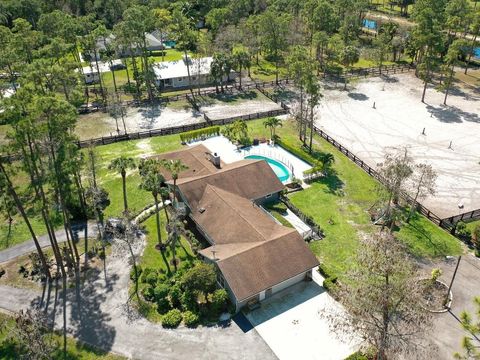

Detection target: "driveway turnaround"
[0, 235, 276, 360]
[422, 255, 480, 359]
[246, 271, 360, 360]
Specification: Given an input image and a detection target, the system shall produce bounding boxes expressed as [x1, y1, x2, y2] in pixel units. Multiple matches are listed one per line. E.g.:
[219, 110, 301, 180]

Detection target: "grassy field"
[0, 312, 124, 360]
[3, 117, 464, 279]
[256, 120, 462, 277]
[140, 214, 195, 274]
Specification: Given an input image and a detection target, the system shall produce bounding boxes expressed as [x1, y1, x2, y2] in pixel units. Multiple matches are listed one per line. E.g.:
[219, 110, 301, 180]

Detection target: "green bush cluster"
[140, 262, 230, 327]
[179, 126, 220, 143]
[456, 221, 471, 239]
[162, 309, 183, 328]
[276, 140, 315, 165]
[182, 310, 200, 328]
[318, 264, 338, 292]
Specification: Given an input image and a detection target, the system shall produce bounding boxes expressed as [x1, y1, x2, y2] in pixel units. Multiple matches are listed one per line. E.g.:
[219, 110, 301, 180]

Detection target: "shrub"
[318, 264, 337, 282]
[168, 284, 182, 308]
[180, 289, 197, 312]
[431, 268, 442, 282]
[456, 221, 471, 239]
[157, 298, 172, 315]
[208, 289, 229, 316]
[181, 263, 217, 294]
[345, 351, 369, 360]
[322, 277, 337, 292]
[179, 126, 220, 143]
[145, 272, 159, 286]
[140, 267, 154, 284]
[162, 309, 183, 328]
[154, 283, 170, 302]
[472, 225, 480, 256]
[130, 266, 143, 282]
[142, 286, 155, 302]
[182, 311, 200, 328]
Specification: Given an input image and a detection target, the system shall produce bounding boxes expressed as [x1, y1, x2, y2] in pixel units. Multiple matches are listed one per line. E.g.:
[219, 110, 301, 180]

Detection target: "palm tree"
[161, 159, 188, 206]
[320, 153, 335, 174]
[108, 156, 136, 213]
[139, 159, 166, 250]
[167, 213, 183, 272]
[232, 49, 251, 89]
[263, 117, 283, 143]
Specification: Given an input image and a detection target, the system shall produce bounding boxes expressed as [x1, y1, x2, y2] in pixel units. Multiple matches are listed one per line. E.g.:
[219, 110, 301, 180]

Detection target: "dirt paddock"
[317, 73, 480, 219]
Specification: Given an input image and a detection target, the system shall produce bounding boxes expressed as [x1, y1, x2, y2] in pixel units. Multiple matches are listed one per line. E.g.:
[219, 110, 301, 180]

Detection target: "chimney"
[211, 152, 221, 168]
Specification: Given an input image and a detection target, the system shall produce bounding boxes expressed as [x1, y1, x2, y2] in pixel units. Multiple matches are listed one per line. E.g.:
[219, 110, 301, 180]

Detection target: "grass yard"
[133, 213, 195, 322]
[0, 313, 124, 360]
[140, 213, 195, 274]
[248, 120, 463, 277]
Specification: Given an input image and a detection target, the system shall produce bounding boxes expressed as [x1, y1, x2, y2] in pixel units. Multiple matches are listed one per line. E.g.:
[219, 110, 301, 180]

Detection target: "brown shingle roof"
[216, 232, 319, 301]
[149, 144, 220, 181]
[174, 159, 285, 209]
[160, 145, 318, 302]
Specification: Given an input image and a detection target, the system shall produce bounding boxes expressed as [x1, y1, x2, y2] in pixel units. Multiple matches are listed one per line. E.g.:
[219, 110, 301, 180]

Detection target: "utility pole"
[445, 256, 461, 307]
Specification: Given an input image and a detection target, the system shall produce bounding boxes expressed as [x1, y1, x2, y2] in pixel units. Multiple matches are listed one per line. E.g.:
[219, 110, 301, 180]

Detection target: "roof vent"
[198, 207, 206, 214]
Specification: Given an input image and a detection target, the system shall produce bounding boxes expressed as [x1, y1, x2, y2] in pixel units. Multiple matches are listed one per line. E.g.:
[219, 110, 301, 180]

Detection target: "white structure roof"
[153, 57, 213, 80]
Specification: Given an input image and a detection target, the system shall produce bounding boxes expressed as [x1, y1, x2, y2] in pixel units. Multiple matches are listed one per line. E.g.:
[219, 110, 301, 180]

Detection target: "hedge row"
[276, 140, 316, 165]
[318, 264, 338, 292]
[179, 126, 220, 143]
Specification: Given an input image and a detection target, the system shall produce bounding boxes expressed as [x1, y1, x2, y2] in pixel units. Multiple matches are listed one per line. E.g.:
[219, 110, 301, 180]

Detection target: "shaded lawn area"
[134, 213, 195, 322]
[140, 213, 195, 274]
[94, 133, 184, 218]
[0, 313, 124, 360]
[252, 120, 463, 277]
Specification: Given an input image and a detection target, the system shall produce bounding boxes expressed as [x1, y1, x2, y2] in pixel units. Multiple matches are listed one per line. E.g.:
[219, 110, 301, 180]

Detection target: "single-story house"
[153, 56, 235, 89]
[85, 32, 165, 61]
[81, 67, 100, 84]
[158, 145, 319, 311]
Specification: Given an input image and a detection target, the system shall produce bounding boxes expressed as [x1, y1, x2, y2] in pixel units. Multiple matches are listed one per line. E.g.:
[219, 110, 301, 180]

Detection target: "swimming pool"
[474, 47, 480, 59]
[245, 155, 290, 182]
[363, 19, 377, 30]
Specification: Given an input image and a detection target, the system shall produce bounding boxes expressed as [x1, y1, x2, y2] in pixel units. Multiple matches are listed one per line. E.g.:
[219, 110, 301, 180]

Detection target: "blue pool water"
[474, 47, 480, 59]
[363, 19, 377, 30]
[245, 155, 290, 182]
[163, 40, 176, 48]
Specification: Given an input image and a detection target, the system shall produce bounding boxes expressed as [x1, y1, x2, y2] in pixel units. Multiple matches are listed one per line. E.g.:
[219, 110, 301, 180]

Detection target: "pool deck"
[188, 136, 312, 181]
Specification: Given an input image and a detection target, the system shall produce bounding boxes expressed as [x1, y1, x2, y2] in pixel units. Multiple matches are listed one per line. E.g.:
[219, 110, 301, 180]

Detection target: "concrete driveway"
[422, 254, 480, 358]
[245, 271, 360, 360]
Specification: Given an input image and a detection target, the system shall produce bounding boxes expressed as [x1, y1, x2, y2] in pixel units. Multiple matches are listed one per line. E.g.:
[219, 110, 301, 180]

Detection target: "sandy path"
[316, 73, 480, 218]
[203, 100, 282, 120]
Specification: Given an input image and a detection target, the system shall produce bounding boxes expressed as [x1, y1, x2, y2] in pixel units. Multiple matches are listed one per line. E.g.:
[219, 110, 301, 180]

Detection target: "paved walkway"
[0, 235, 276, 360]
[420, 255, 480, 359]
[0, 222, 98, 264]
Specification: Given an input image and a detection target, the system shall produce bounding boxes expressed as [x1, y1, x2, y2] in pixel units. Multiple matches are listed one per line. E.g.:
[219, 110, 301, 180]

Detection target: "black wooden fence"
[324, 63, 415, 82]
[310, 124, 480, 233]
[76, 108, 287, 148]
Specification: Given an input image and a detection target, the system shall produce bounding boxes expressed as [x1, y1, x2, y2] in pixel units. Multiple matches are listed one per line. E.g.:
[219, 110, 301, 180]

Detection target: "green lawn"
[249, 120, 463, 277]
[140, 213, 195, 274]
[0, 313, 124, 359]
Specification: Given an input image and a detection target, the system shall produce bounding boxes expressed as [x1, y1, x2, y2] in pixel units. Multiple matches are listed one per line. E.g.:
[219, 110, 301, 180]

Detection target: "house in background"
[85, 32, 165, 61]
[153, 56, 236, 89]
[158, 145, 319, 311]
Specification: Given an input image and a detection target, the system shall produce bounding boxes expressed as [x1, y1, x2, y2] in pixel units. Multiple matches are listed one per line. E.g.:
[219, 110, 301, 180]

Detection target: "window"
[217, 274, 225, 288]
[177, 77, 183, 82]
[265, 194, 272, 198]
[192, 76, 196, 81]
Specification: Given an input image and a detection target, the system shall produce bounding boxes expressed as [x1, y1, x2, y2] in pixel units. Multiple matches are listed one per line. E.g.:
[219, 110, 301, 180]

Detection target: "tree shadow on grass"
[309, 171, 344, 196]
[393, 212, 449, 258]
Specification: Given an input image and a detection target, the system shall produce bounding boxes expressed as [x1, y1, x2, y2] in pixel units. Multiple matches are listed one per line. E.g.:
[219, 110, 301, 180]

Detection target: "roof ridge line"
[207, 185, 270, 242]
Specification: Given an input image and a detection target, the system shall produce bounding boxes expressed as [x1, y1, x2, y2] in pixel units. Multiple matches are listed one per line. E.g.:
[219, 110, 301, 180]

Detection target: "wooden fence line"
[310, 125, 480, 233]
[75, 108, 287, 148]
